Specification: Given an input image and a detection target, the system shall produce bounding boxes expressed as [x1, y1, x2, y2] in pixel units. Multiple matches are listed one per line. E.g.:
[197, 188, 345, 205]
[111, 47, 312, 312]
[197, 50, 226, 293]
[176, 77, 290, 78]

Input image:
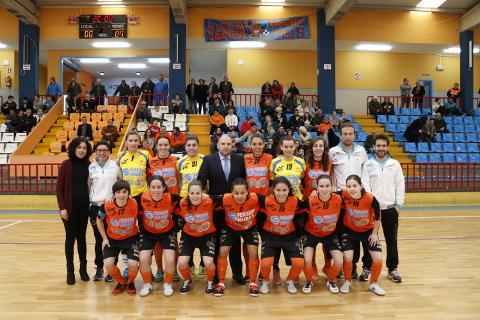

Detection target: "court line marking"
[0, 221, 22, 230]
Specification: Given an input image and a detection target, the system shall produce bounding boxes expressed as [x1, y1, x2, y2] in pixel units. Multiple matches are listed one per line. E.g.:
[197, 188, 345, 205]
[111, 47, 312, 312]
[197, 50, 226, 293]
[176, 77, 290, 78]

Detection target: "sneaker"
[351, 266, 358, 280]
[368, 283, 386, 296]
[139, 283, 153, 297]
[112, 282, 126, 295]
[198, 266, 206, 279]
[273, 269, 281, 285]
[302, 282, 313, 294]
[173, 272, 181, 282]
[154, 271, 164, 282]
[259, 280, 269, 294]
[104, 274, 114, 282]
[249, 283, 259, 297]
[286, 280, 297, 294]
[180, 280, 192, 294]
[214, 284, 225, 297]
[163, 283, 174, 297]
[122, 268, 129, 280]
[189, 266, 195, 276]
[127, 282, 136, 295]
[327, 281, 339, 294]
[387, 269, 402, 283]
[359, 269, 370, 282]
[336, 271, 344, 280]
[205, 282, 214, 294]
[93, 268, 104, 282]
[340, 280, 352, 294]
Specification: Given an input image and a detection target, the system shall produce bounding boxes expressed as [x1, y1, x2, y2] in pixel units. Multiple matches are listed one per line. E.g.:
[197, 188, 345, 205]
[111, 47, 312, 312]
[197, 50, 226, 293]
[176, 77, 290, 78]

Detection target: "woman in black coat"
[404, 116, 427, 145]
[197, 79, 209, 114]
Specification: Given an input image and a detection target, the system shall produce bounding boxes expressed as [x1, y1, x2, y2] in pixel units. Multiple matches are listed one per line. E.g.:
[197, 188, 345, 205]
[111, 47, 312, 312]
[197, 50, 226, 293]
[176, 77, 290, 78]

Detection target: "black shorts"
[303, 232, 342, 252]
[103, 235, 140, 261]
[220, 226, 259, 247]
[340, 228, 382, 252]
[139, 228, 177, 251]
[261, 232, 303, 259]
[179, 232, 216, 258]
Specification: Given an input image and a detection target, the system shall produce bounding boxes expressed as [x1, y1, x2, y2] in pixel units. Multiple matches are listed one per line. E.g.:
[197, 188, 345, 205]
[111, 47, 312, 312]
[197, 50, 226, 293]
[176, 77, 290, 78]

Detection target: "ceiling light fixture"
[355, 44, 392, 51]
[136, 72, 141, 75]
[416, 0, 446, 8]
[260, 0, 285, 7]
[79, 58, 111, 63]
[229, 41, 266, 49]
[118, 63, 147, 69]
[0, 43, 7, 48]
[92, 41, 131, 48]
[101, 5, 126, 8]
[443, 46, 480, 54]
[148, 58, 170, 63]
[99, 72, 105, 76]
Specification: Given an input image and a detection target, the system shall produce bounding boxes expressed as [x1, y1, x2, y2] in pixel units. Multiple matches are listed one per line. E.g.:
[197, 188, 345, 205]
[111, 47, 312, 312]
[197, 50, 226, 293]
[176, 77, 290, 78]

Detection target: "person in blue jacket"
[46, 77, 62, 102]
[154, 74, 169, 106]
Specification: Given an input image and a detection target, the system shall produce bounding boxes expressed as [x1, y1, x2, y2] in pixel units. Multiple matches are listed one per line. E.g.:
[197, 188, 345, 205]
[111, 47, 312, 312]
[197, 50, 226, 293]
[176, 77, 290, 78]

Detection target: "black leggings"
[63, 206, 89, 270]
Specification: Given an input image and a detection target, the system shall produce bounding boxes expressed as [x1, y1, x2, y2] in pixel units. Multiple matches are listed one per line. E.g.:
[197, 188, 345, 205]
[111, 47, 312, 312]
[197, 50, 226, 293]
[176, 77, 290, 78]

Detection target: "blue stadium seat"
[352, 123, 361, 132]
[454, 143, 467, 153]
[293, 132, 299, 140]
[453, 125, 465, 133]
[416, 154, 428, 162]
[469, 154, 480, 162]
[346, 114, 354, 121]
[310, 132, 318, 138]
[421, 108, 432, 115]
[476, 110, 480, 116]
[388, 115, 399, 123]
[454, 133, 466, 142]
[397, 124, 407, 132]
[443, 154, 455, 162]
[455, 153, 468, 162]
[444, 117, 453, 124]
[442, 143, 455, 153]
[467, 144, 479, 153]
[401, 108, 411, 115]
[464, 117, 474, 125]
[435, 134, 443, 142]
[429, 154, 442, 162]
[237, 106, 246, 113]
[466, 133, 478, 142]
[385, 124, 396, 132]
[417, 142, 430, 153]
[404, 142, 417, 153]
[442, 133, 453, 142]
[356, 132, 368, 142]
[465, 125, 476, 132]
[394, 132, 406, 142]
[411, 108, 421, 116]
[431, 143, 443, 153]
[475, 117, 480, 124]
[377, 115, 387, 123]
[399, 116, 410, 123]
[453, 117, 464, 125]
[477, 126, 480, 133]
[394, 108, 402, 115]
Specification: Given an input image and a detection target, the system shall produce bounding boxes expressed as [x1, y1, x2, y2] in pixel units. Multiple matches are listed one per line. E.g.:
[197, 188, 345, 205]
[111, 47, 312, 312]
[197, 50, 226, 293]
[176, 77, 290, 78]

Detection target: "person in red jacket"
[169, 127, 187, 153]
[271, 79, 284, 100]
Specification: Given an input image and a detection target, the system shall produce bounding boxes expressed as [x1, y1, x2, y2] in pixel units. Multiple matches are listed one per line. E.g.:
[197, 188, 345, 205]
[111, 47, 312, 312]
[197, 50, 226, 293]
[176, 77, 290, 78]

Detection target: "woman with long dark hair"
[56, 137, 92, 285]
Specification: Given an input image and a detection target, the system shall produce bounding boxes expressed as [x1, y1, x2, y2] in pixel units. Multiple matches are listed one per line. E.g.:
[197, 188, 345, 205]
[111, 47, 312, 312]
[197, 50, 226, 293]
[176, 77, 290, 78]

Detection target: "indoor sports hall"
[0, 0, 479, 319]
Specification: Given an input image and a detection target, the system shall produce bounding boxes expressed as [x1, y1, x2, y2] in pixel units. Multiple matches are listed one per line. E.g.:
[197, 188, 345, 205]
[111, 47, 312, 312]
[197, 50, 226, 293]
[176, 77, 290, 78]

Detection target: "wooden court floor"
[0, 208, 479, 320]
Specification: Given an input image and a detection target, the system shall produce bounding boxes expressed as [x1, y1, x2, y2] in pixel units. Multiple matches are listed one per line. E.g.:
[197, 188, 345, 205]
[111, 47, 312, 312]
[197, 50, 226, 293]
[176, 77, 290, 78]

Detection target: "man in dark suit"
[77, 116, 93, 141]
[186, 78, 199, 114]
[219, 75, 234, 103]
[198, 135, 246, 285]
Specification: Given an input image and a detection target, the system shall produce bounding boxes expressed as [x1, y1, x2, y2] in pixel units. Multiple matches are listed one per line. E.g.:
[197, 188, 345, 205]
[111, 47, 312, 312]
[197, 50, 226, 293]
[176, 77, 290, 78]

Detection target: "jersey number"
[192, 161, 198, 167]
[286, 164, 292, 170]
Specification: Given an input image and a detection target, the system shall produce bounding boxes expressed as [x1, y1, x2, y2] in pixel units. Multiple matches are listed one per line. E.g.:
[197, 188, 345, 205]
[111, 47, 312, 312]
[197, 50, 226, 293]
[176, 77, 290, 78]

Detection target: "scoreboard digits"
[79, 15, 128, 39]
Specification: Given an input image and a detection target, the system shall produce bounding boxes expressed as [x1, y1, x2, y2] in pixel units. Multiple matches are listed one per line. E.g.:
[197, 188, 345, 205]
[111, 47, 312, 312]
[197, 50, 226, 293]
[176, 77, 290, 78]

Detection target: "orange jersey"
[259, 195, 303, 236]
[341, 190, 380, 232]
[148, 156, 180, 195]
[99, 198, 139, 240]
[177, 198, 216, 237]
[218, 193, 260, 231]
[304, 193, 342, 237]
[244, 153, 272, 196]
[303, 160, 332, 198]
[139, 192, 180, 234]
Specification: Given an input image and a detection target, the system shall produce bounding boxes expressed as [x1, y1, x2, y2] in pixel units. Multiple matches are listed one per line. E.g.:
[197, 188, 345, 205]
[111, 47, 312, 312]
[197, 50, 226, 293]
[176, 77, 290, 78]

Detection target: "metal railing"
[366, 95, 459, 113]
[0, 163, 60, 194]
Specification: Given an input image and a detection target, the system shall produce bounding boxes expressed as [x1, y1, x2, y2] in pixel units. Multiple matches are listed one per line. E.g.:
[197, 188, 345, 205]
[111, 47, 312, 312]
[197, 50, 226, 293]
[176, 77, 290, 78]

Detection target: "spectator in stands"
[130, 80, 141, 108]
[227, 125, 238, 141]
[44, 96, 55, 110]
[77, 116, 93, 141]
[282, 92, 296, 112]
[137, 101, 152, 122]
[20, 97, 33, 112]
[35, 107, 47, 122]
[261, 98, 275, 119]
[235, 123, 263, 146]
[287, 109, 304, 131]
[151, 105, 163, 119]
[46, 76, 62, 102]
[441, 97, 462, 115]
[225, 107, 238, 129]
[1, 95, 17, 115]
[141, 77, 155, 105]
[33, 95, 42, 112]
[169, 93, 184, 114]
[265, 137, 276, 157]
[262, 114, 279, 139]
[271, 80, 284, 100]
[208, 77, 219, 104]
[67, 77, 82, 97]
[186, 78, 199, 114]
[5, 109, 21, 132]
[154, 74, 168, 106]
[368, 96, 382, 116]
[446, 82, 461, 103]
[380, 97, 395, 115]
[400, 78, 411, 108]
[91, 79, 107, 106]
[433, 112, 448, 133]
[143, 129, 155, 149]
[169, 127, 187, 153]
[318, 116, 333, 135]
[113, 80, 131, 105]
[20, 108, 37, 134]
[81, 93, 96, 113]
[101, 118, 118, 149]
[312, 108, 325, 130]
[272, 124, 287, 146]
[211, 127, 223, 153]
[209, 97, 224, 115]
[226, 100, 236, 114]
[296, 99, 309, 117]
[140, 138, 154, 157]
[219, 75, 234, 102]
[364, 128, 377, 155]
[339, 112, 349, 127]
[273, 106, 287, 127]
[66, 93, 81, 114]
[149, 119, 161, 137]
[197, 79, 209, 115]
[210, 110, 226, 134]
[261, 80, 272, 100]
[330, 111, 340, 130]
[432, 98, 442, 114]
[404, 116, 427, 145]
[298, 126, 311, 148]
[240, 116, 254, 136]
[287, 82, 300, 97]
[412, 81, 425, 108]
[421, 118, 436, 146]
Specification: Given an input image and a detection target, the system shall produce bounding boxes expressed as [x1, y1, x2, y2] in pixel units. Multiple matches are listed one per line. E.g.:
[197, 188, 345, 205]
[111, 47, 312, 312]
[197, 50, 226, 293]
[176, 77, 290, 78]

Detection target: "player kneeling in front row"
[302, 175, 343, 294]
[340, 175, 385, 296]
[138, 176, 181, 297]
[213, 178, 261, 297]
[96, 180, 140, 296]
[176, 180, 217, 294]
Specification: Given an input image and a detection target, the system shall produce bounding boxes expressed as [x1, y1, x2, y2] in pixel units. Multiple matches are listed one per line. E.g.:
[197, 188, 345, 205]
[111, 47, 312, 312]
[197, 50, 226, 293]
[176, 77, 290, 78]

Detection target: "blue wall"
[168, 9, 186, 102]
[19, 21, 40, 99]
